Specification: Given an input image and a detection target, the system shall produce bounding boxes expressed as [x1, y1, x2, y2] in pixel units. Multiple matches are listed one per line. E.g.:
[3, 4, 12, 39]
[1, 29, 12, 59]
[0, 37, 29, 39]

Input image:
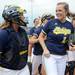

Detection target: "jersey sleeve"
[42, 21, 51, 35]
[28, 27, 35, 37]
[33, 26, 42, 37]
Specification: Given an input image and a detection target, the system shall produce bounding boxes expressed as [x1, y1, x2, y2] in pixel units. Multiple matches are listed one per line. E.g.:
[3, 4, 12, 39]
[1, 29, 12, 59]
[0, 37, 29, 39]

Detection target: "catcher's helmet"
[2, 5, 26, 22]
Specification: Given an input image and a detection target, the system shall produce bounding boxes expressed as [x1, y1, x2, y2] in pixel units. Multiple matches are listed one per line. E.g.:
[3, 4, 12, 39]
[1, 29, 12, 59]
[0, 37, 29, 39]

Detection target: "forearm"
[69, 46, 75, 51]
[28, 43, 33, 62]
[39, 36, 47, 51]
[28, 44, 33, 56]
[31, 38, 38, 44]
[29, 36, 39, 44]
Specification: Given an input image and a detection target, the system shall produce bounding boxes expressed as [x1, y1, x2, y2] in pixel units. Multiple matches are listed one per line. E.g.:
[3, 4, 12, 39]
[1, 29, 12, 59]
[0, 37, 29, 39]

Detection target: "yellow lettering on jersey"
[53, 27, 71, 35]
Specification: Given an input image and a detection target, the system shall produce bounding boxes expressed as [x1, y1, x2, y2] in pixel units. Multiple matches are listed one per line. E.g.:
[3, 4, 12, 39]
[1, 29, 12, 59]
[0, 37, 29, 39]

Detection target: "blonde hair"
[0, 21, 10, 29]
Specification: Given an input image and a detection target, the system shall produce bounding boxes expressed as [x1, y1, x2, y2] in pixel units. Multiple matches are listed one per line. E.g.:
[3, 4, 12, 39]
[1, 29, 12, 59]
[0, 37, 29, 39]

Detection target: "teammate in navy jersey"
[28, 18, 41, 75]
[39, 2, 74, 75]
[28, 18, 40, 61]
[29, 15, 55, 75]
[0, 5, 29, 75]
[30, 24, 43, 75]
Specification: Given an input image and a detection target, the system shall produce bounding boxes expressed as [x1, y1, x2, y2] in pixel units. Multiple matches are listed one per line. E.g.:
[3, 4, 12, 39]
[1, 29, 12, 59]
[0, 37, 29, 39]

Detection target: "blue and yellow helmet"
[2, 5, 26, 22]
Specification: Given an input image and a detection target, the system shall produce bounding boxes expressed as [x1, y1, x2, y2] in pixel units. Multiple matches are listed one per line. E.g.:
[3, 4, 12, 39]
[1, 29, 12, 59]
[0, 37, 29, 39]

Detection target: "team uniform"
[0, 27, 30, 75]
[42, 19, 74, 75]
[29, 26, 43, 75]
[65, 30, 75, 75]
[29, 27, 36, 37]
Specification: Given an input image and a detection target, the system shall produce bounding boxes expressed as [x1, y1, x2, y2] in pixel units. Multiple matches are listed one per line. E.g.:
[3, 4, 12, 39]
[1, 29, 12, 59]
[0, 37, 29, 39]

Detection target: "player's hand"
[69, 43, 75, 51]
[43, 49, 50, 58]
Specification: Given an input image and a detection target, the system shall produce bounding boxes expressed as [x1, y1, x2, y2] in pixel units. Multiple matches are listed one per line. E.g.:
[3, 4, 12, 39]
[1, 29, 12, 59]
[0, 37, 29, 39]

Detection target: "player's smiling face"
[56, 4, 67, 21]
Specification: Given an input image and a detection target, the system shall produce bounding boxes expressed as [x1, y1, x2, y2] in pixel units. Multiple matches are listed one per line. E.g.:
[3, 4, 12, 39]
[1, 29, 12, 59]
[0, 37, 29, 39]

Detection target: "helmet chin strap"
[12, 18, 27, 27]
[18, 18, 27, 27]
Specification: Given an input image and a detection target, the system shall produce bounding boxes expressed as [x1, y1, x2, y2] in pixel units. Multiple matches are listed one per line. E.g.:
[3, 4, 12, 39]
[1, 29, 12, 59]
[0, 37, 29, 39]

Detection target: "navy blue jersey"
[28, 27, 35, 36]
[33, 26, 43, 55]
[0, 27, 29, 70]
[0, 29, 8, 52]
[42, 19, 74, 55]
